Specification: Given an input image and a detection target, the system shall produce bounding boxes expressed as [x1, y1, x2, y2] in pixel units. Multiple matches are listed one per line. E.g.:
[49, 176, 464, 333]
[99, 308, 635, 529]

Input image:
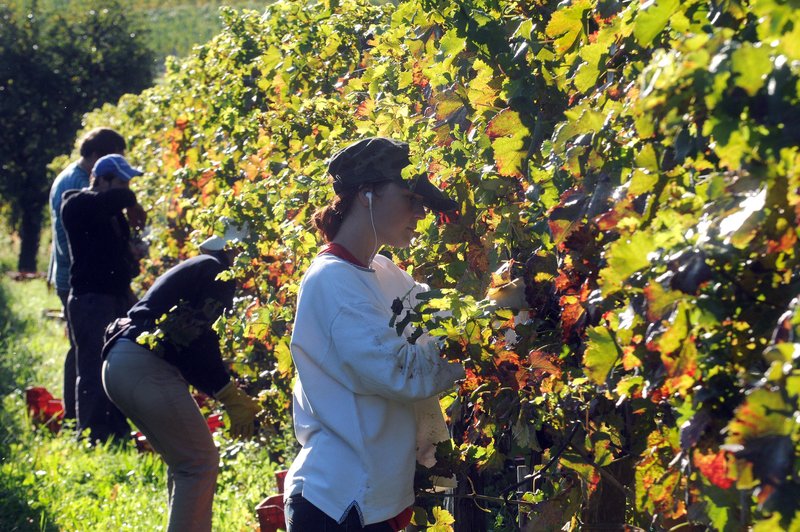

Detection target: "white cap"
[199, 219, 250, 252]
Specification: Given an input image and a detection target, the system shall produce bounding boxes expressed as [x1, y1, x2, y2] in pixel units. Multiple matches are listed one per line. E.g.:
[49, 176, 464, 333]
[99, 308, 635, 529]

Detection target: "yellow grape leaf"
[725, 389, 794, 445]
[467, 58, 497, 109]
[429, 506, 455, 531]
[487, 109, 529, 177]
[273, 339, 294, 376]
[545, 0, 590, 54]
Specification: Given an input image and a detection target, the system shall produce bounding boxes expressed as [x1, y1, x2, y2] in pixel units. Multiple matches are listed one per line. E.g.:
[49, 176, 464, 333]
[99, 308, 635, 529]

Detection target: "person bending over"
[102, 223, 259, 532]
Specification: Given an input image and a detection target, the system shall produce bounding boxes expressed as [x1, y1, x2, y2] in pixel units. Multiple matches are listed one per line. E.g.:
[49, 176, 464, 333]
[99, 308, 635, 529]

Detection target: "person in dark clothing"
[48, 127, 127, 421]
[61, 153, 146, 442]
[101, 224, 260, 532]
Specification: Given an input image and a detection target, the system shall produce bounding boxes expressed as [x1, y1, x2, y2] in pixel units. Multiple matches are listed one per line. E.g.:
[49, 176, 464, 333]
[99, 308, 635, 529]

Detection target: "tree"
[0, 0, 154, 272]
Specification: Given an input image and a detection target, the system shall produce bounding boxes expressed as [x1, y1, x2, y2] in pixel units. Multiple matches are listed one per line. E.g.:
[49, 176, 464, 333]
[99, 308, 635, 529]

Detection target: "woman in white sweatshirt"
[284, 137, 465, 531]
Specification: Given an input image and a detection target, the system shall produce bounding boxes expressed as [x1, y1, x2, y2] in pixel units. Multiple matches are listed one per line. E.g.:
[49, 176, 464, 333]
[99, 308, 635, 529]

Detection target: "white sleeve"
[330, 303, 464, 402]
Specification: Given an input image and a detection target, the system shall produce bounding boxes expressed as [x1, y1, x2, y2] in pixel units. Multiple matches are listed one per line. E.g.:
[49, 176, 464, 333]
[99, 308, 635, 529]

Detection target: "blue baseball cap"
[92, 154, 143, 181]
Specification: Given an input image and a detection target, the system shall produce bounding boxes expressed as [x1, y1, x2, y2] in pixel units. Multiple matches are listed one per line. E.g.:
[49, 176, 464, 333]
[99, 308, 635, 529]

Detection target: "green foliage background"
[64, 0, 800, 529]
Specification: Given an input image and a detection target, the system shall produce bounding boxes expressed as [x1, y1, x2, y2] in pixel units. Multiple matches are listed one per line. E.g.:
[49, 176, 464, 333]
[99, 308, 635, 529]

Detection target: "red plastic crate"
[206, 413, 223, 433]
[275, 469, 287, 493]
[25, 387, 64, 433]
[256, 493, 285, 532]
[256, 469, 288, 531]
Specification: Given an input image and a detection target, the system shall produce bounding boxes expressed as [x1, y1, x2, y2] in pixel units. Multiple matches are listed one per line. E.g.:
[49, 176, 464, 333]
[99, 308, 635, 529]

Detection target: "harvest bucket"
[256, 469, 288, 532]
[25, 386, 65, 433]
[256, 493, 285, 532]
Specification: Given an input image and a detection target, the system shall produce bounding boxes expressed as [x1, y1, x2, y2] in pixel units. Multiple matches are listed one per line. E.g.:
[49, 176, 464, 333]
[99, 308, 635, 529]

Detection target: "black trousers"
[285, 495, 393, 532]
[58, 291, 76, 420]
[68, 291, 131, 442]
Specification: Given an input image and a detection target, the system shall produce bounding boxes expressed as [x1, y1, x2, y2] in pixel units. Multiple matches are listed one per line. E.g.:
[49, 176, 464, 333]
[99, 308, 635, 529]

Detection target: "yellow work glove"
[215, 381, 261, 439]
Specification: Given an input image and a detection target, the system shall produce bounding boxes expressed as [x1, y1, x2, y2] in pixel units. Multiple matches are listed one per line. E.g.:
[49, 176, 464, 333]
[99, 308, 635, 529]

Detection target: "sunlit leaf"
[731, 43, 772, 96]
[583, 326, 620, 385]
[726, 389, 794, 445]
[545, 0, 590, 53]
[599, 231, 656, 294]
[693, 449, 735, 489]
[487, 109, 529, 177]
[633, 0, 680, 46]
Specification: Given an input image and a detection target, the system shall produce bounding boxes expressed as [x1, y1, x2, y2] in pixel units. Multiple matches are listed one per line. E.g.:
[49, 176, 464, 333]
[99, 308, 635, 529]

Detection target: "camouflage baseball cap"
[327, 137, 458, 212]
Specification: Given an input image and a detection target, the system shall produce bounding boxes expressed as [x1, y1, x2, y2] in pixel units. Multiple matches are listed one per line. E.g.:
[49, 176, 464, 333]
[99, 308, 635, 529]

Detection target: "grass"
[10, 0, 267, 68]
[141, 1, 265, 65]
[0, 230, 288, 531]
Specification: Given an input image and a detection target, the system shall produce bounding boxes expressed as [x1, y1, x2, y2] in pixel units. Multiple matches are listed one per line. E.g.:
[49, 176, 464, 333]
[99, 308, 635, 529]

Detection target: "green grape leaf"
[583, 326, 621, 385]
[573, 42, 607, 93]
[545, 0, 590, 53]
[633, 0, 680, 46]
[628, 169, 659, 196]
[725, 389, 794, 445]
[437, 30, 466, 69]
[599, 231, 656, 295]
[731, 43, 772, 96]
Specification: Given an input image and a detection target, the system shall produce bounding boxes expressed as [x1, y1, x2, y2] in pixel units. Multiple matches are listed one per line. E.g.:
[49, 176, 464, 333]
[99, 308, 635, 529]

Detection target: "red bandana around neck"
[318, 242, 369, 268]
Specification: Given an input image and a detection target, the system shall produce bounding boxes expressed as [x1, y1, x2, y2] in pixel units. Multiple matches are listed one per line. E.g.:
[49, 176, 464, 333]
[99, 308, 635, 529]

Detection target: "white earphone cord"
[368, 193, 378, 265]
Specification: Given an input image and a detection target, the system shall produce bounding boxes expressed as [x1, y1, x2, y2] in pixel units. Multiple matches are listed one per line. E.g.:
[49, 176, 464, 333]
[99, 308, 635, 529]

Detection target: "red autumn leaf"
[466, 240, 489, 274]
[411, 62, 430, 87]
[593, 205, 624, 231]
[196, 169, 214, 189]
[757, 484, 776, 505]
[554, 270, 575, 292]
[561, 294, 586, 340]
[693, 450, 735, 490]
[494, 350, 523, 390]
[548, 219, 581, 249]
[766, 229, 797, 254]
[526, 351, 562, 382]
[460, 367, 481, 394]
[356, 98, 375, 118]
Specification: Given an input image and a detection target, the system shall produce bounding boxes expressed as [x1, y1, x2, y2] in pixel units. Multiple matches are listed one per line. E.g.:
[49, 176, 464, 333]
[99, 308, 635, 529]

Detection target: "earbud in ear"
[365, 191, 373, 206]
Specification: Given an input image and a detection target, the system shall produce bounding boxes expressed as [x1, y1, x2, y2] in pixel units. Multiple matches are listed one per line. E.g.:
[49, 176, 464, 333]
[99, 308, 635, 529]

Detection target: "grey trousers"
[103, 340, 219, 532]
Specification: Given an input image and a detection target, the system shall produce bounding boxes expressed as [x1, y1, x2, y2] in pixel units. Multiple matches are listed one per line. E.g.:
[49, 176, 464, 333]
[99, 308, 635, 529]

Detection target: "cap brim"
[119, 169, 143, 181]
[222, 223, 249, 242]
[409, 175, 458, 212]
[107, 157, 143, 180]
[199, 222, 250, 253]
[199, 235, 226, 252]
